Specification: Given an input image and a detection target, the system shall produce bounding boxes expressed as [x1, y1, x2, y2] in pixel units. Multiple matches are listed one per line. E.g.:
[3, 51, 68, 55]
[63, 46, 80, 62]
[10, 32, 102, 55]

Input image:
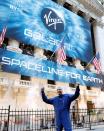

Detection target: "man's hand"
[39, 83, 44, 92]
[41, 87, 44, 92]
[75, 83, 80, 91]
[75, 83, 80, 87]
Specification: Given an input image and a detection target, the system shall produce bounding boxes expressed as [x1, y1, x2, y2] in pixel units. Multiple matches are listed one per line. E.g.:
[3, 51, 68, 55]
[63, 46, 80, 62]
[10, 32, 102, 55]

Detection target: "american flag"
[92, 52, 101, 74]
[0, 27, 7, 47]
[57, 38, 66, 64]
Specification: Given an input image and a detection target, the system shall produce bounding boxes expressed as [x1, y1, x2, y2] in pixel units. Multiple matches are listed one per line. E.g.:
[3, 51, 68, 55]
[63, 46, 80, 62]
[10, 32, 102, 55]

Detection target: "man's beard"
[58, 94, 63, 98]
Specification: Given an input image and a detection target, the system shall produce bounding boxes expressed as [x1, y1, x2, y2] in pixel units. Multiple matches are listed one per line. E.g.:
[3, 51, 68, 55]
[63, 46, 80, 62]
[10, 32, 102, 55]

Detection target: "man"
[41, 84, 80, 131]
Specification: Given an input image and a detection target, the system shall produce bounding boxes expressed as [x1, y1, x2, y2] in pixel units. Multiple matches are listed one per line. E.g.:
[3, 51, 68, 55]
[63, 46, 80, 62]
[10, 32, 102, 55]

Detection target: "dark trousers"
[56, 124, 72, 131]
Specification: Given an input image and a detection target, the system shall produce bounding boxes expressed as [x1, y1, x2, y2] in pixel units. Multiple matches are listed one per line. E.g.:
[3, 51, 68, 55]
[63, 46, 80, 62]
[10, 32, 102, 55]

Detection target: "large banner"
[0, 0, 93, 62]
[0, 48, 103, 87]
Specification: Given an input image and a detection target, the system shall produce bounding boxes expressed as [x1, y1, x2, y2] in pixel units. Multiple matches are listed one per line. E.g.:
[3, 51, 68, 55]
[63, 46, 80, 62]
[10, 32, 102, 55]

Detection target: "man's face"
[57, 89, 63, 95]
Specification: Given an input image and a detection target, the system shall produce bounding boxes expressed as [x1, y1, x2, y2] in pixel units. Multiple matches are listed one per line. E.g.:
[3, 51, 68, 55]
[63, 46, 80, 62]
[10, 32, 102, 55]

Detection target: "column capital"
[72, 7, 79, 14]
[84, 14, 91, 22]
[58, 0, 65, 5]
[7, 39, 22, 53]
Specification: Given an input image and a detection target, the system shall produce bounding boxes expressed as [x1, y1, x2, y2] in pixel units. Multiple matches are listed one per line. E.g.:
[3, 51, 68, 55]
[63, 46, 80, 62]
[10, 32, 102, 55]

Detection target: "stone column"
[73, 59, 84, 70]
[58, 0, 65, 5]
[7, 39, 22, 53]
[6, 39, 22, 108]
[93, 22, 104, 72]
[84, 14, 91, 22]
[72, 7, 79, 14]
[34, 47, 47, 60]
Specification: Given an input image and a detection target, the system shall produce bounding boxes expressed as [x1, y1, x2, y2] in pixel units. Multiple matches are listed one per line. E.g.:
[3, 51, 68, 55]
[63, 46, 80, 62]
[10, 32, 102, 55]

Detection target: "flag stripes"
[0, 27, 7, 47]
[92, 53, 101, 74]
[57, 45, 66, 64]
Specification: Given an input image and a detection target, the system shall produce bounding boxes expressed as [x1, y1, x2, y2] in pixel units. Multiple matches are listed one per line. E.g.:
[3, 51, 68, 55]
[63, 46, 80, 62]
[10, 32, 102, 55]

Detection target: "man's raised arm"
[69, 84, 80, 101]
[41, 87, 54, 105]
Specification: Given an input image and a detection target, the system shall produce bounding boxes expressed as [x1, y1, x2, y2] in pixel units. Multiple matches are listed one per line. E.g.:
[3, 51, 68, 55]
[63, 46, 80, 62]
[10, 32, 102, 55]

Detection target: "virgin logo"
[41, 8, 64, 34]
[44, 11, 63, 30]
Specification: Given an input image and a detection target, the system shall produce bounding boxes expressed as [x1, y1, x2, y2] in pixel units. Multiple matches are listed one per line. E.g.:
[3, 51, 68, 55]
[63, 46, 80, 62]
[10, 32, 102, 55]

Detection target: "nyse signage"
[0, 0, 93, 62]
[0, 48, 103, 88]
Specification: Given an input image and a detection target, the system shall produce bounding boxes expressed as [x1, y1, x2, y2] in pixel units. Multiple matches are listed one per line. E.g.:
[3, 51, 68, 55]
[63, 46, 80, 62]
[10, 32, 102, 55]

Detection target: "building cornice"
[63, 0, 104, 25]
[65, 0, 104, 16]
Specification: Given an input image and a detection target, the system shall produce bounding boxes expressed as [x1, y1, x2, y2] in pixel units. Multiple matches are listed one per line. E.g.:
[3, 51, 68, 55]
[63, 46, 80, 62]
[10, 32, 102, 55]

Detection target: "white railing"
[14, 80, 33, 88]
[0, 77, 33, 88]
[71, 88, 98, 96]
[71, 87, 76, 92]
[0, 77, 8, 85]
[86, 90, 98, 96]
[0, 78, 100, 96]
[47, 84, 56, 90]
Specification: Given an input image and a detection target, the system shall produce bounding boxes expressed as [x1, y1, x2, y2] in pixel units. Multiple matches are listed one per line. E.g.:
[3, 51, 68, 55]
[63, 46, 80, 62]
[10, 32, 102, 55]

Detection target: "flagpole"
[49, 48, 57, 61]
[98, 70, 104, 90]
[86, 53, 104, 89]
[85, 54, 96, 70]
[49, 34, 66, 61]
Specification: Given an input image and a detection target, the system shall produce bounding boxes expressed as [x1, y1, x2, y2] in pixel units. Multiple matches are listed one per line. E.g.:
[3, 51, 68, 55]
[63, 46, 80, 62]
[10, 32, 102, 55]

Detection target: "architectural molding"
[65, 0, 104, 26]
